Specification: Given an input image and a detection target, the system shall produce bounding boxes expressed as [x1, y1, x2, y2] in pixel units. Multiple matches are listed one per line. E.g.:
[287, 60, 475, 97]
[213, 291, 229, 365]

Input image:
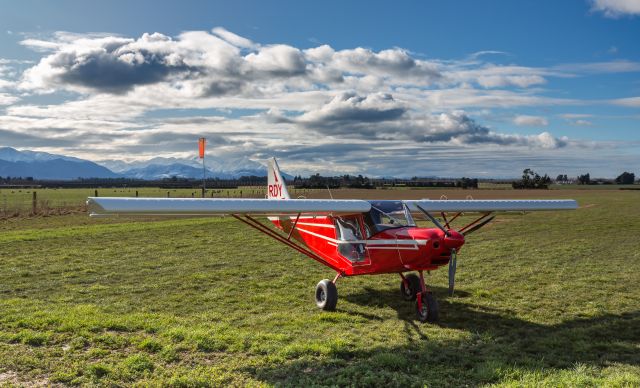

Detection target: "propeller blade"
[461, 215, 495, 236]
[448, 249, 457, 296]
[415, 204, 450, 236]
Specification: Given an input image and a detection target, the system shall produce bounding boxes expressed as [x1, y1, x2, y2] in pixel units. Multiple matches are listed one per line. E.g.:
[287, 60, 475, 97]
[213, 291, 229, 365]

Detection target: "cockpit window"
[335, 217, 363, 241]
[335, 217, 366, 262]
[364, 201, 415, 236]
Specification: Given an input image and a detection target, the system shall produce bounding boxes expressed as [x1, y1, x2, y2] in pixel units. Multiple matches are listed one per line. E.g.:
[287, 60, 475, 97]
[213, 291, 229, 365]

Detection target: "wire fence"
[0, 187, 316, 219]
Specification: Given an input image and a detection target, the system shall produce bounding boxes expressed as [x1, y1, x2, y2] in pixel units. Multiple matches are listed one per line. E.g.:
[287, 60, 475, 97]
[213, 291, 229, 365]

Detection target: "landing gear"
[400, 273, 421, 301]
[400, 271, 439, 323]
[416, 291, 438, 323]
[315, 279, 338, 311]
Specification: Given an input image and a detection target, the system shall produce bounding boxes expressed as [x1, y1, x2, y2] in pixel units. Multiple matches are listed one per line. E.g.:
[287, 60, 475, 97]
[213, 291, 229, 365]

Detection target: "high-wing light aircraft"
[87, 158, 577, 323]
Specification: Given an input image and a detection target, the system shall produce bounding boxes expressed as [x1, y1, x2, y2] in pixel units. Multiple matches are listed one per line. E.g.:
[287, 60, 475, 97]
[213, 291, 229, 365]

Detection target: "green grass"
[0, 189, 639, 386]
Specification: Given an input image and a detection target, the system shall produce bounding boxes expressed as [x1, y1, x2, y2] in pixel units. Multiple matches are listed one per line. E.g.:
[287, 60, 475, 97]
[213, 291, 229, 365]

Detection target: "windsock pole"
[199, 137, 206, 197]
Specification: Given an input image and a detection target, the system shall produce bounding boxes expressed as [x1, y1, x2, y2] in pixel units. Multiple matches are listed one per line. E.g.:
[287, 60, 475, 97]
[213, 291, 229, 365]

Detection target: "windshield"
[364, 201, 415, 236]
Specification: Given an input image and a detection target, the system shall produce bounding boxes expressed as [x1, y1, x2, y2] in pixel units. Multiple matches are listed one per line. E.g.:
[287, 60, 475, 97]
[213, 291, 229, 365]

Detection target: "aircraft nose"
[444, 230, 465, 249]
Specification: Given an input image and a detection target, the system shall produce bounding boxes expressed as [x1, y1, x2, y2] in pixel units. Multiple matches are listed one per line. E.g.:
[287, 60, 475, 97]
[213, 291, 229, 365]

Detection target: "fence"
[0, 187, 315, 219]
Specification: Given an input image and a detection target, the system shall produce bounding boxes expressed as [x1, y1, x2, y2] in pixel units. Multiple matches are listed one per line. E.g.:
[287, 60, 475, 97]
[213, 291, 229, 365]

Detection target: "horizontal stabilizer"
[405, 199, 577, 213]
[87, 197, 371, 216]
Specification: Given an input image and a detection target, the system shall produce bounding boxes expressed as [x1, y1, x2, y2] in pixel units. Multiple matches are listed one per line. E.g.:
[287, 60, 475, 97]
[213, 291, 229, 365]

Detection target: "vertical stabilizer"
[267, 157, 290, 199]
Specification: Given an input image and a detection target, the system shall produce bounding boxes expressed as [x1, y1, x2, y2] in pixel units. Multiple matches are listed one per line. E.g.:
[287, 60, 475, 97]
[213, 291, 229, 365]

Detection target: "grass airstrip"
[0, 187, 639, 386]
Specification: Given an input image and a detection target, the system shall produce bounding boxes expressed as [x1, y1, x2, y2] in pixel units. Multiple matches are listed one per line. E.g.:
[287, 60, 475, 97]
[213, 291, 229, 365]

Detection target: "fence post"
[32, 191, 37, 214]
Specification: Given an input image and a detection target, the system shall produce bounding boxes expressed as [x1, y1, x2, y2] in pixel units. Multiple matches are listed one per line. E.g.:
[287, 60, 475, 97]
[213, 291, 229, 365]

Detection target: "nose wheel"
[400, 271, 438, 323]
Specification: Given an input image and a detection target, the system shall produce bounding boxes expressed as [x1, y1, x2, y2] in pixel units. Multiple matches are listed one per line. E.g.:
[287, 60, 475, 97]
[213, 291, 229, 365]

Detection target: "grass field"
[1, 188, 639, 386]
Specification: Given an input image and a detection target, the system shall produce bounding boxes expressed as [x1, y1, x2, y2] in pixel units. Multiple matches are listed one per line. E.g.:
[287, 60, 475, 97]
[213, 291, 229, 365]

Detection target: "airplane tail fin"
[267, 157, 290, 199]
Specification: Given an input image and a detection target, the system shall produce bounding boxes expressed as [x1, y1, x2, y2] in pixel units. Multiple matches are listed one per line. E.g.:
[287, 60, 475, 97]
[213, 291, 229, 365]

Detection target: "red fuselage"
[272, 214, 465, 276]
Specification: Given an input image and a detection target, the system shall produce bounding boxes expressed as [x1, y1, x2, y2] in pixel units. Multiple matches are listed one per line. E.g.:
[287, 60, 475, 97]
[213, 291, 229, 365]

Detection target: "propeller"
[415, 204, 495, 296]
[448, 248, 457, 296]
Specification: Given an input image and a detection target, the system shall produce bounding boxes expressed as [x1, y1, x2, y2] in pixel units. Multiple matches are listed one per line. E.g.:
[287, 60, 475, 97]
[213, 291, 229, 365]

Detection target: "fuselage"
[271, 202, 465, 276]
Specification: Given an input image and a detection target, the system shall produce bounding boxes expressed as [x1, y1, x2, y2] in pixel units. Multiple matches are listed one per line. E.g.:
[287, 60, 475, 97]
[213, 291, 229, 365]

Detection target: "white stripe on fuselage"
[293, 226, 428, 250]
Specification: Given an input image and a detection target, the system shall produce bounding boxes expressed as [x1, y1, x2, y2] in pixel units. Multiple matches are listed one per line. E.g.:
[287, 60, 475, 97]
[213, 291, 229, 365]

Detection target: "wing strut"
[458, 212, 493, 235]
[232, 214, 341, 272]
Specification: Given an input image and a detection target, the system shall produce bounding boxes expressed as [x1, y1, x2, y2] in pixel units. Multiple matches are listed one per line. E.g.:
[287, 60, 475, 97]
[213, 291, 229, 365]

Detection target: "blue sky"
[0, 0, 638, 177]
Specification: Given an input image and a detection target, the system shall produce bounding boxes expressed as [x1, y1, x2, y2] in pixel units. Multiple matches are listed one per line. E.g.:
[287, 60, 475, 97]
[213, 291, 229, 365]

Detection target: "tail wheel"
[416, 292, 439, 323]
[315, 279, 338, 311]
[400, 274, 421, 301]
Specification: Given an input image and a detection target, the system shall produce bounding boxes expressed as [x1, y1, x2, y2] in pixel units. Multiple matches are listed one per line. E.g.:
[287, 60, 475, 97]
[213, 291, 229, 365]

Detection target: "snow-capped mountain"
[99, 155, 269, 179]
[0, 147, 84, 163]
[0, 147, 275, 180]
[0, 147, 119, 180]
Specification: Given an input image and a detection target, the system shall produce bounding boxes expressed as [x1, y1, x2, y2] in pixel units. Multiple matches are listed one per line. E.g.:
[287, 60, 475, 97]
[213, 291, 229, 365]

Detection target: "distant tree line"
[292, 174, 478, 189]
[1, 170, 637, 189]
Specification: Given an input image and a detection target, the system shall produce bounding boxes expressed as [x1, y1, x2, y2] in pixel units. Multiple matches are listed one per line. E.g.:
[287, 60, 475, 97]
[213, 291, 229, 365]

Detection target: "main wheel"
[416, 292, 439, 323]
[315, 279, 338, 311]
[400, 274, 421, 301]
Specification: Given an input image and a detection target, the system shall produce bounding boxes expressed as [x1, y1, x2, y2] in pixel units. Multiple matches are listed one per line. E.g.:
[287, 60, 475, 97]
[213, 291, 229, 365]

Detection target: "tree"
[512, 168, 551, 189]
[456, 177, 478, 189]
[615, 172, 635, 185]
[577, 173, 590, 185]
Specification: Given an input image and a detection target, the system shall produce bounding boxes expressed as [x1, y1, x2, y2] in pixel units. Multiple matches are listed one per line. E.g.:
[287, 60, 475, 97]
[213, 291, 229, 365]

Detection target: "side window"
[335, 217, 367, 262]
[336, 217, 363, 241]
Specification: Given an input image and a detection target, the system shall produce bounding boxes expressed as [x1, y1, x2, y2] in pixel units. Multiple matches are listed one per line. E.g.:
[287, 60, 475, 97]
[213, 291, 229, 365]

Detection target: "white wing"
[87, 197, 371, 217]
[405, 199, 577, 213]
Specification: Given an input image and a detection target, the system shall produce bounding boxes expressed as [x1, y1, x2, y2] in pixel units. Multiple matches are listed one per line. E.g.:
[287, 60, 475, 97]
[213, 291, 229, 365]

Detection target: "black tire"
[416, 292, 439, 323]
[315, 279, 338, 311]
[400, 274, 421, 301]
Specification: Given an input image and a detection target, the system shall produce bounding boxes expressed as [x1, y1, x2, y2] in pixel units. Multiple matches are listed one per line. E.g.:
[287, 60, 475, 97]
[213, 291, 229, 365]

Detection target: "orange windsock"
[198, 137, 206, 159]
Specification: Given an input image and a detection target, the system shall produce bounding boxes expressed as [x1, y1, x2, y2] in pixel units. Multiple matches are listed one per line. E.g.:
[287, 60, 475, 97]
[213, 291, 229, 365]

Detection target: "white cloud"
[513, 115, 549, 127]
[573, 119, 594, 126]
[211, 27, 257, 49]
[0, 27, 635, 176]
[591, 0, 640, 17]
[0, 92, 19, 105]
[612, 96, 640, 107]
[244, 44, 306, 76]
[559, 113, 594, 119]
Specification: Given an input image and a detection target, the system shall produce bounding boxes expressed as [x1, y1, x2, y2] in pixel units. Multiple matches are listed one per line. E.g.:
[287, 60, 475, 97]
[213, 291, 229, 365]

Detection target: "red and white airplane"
[87, 158, 577, 323]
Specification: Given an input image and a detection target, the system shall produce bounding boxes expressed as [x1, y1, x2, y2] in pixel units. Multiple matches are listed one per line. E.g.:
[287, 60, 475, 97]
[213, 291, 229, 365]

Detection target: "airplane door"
[395, 228, 417, 267]
[335, 216, 370, 266]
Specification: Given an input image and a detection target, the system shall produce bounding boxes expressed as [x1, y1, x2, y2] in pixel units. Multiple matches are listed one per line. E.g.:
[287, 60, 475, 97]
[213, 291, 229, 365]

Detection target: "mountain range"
[0, 147, 271, 180]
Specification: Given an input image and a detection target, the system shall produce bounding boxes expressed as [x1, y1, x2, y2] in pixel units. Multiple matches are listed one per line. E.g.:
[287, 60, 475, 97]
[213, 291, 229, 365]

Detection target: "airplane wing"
[404, 199, 577, 213]
[87, 197, 371, 217]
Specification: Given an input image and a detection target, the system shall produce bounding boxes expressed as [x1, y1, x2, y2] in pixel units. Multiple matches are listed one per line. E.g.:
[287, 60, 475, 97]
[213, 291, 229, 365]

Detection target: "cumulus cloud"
[591, 0, 640, 17]
[2, 27, 632, 176]
[296, 92, 406, 134]
[245, 44, 306, 76]
[288, 94, 567, 149]
[415, 112, 565, 148]
[513, 115, 549, 127]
